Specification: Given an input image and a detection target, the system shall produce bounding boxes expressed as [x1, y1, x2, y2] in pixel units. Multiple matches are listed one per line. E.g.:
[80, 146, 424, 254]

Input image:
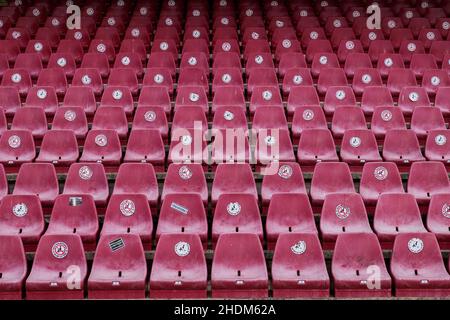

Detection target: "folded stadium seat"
[209, 127, 251, 165]
[320, 193, 372, 246]
[211, 233, 268, 298]
[142, 68, 174, 96]
[161, 163, 207, 204]
[26, 234, 87, 299]
[180, 52, 209, 77]
[243, 40, 271, 62]
[408, 161, 450, 204]
[80, 129, 122, 165]
[272, 232, 329, 298]
[435, 87, 450, 118]
[437, 17, 450, 38]
[14, 53, 42, 80]
[352, 69, 383, 97]
[316, 68, 347, 96]
[368, 40, 395, 64]
[11, 107, 47, 139]
[212, 37, 239, 55]
[184, 26, 209, 44]
[310, 162, 355, 205]
[343, 52, 373, 79]
[398, 40, 426, 64]
[410, 107, 446, 140]
[24, 86, 58, 116]
[300, 27, 326, 49]
[340, 129, 382, 165]
[281, 68, 313, 98]
[211, 163, 257, 205]
[212, 85, 246, 113]
[157, 193, 207, 245]
[297, 128, 339, 165]
[120, 39, 147, 62]
[391, 232, 450, 297]
[113, 52, 144, 79]
[323, 86, 356, 115]
[63, 163, 109, 206]
[0, 130, 35, 166]
[92, 107, 128, 139]
[359, 29, 385, 51]
[421, 69, 450, 97]
[286, 85, 320, 115]
[389, 28, 414, 50]
[51, 107, 88, 139]
[278, 53, 307, 79]
[62, 87, 96, 117]
[6, 28, 30, 50]
[427, 194, 450, 248]
[249, 86, 283, 114]
[182, 38, 209, 58]
[430, 41, 450, 64]
[101, 194, 153, 250]
[331, 106, 367, 138]
[387, 69, 418, 97]
[88, 233, 146, 299]
[72, 68, 104, 97]
[100, 86, 134, 115]
[324, 16, 349, 37]
[0, 194, 44, 250]
[108, 68, 139, 96]
[151, 39, 178, 61]
[46, 194, 98, 250]
[175, 86, 208, 113]
[274, 39, 301, 63]
[255, 129, 295, 165]
[381, 17, 404, 37]
[374, 193, 427, 247]
[330, 27, 356, 50]
[132, 106, 168, 139]
[418, 28, 442, 50]
[336, 39, 363, 64]
[150, 233, 207, 298]
[332, 233, 391, 297]
[359, 161, 404, 206]
[383, 129, 425, 165]
[1, 69, 32, 98]
[80, 53, 110, 79]
[147, 52, 176, 78]
[304, 39, 333, 64]
[247, 68, 278, 96]
[296, 17, 321, 38]
[425, 129, 450, 162]
[36, 130, 78, 166]
[47, 53, 77, 80]
[95, 27, 120, 49]
[100, 16, 125, 35]
[410, 54, 438, 79]
[310, 53, 340, 78]
[398, 86, 431, 117]
[0, 235, 27, 299]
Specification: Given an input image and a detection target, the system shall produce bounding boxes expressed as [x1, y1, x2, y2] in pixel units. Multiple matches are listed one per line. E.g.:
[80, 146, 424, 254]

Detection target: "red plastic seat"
[410, 107, 445, 139]
[108, 68, 139, 96]
[162, 163, 207, 203]
[36, 68, 67, 97]
[95, 27, 120, 49]
[147, 52, 176, 78]
[249, 86, 282, 114]
[425, 130, 450, 162]
[65, 29, 90, 49]
[0, 40, 20, 64]
[272, 232, 329, 298]
[387, 69, 417, 96]
[125, 129, 165, 167]
[399, 40, 426, 64]
[62, 87, 96, 116]
[383, 129, 425, 164]
[421, 69, 450, 97]
[81, 53, 110, 79]
[120, 38, 147, 62]
[56, 40, 84, 63]
[352, 69, 383, 96]
[0, 86, 20, 117]
[150, 233, 207, 298]
[331, 106, 366, 138]
[47, 53, 77, 79]
[51, 107, 88, 139]
[291, 106, 327, 141]
[143, 68, 174, 96]
[0, 235, 26, 299]
[138, 86, 171, 114]
[323, 86, 356, 115]
[175, 86, 208, 113]
[212, 106, 247, 131]
[88, 234, 146, 299]
[25, 86, 58, 116]
[435, 87, 450, 117]
[113, 52, 144, 78]
[360, 86, 393, 116]
[63, 163, 109, 206]
[316, 67, 347, 96]
[151, 39, 178, 61]
[92, 107, 128, 138]
[1, 69, 32, 97]
[212, 86, 246, 112]
[26, 234, 87, 299]
[255, 129, 295, 164]
[6, 28, 30, 49]
[297, 128, 338, 164]
[391, 232, 450, 297]
[410, 54, 438, 79]
[320, 193, 372, 244]
[430, 41, 450, 64]
[281, 68, 313, 97]
[212, 163, 257, 204]
[373, 193, 427, 245]
[211, 233, 268, 298]
[418, 29, 442, 50]
[100, 86, 134, 115]
[305, 39, 332, 63]
[278, 52, 307, 79]
[311, 162, 355, 205]
[371, 106, 406, 139]
[157, 193, 207, 243]
[72, 68, 104, 96]
[0, 130, 35, 165]
[359, 162, 404, 205]
[36, 130, 78, 166]
[0, 195, 44, 249]
[14, 53, 42, 80]
[398, 86, 430, 116]
[80, 129, 121, 165]
[427, 194, 450, 248]
[247, 68, 278, 96]
[311, 53, 340, 78]
[212, 193, 263, 244]
[168, 127, 207, 164]
[340, 129, 382, 164]
[180, 52, 209, 76]
[368, 40, 394, 63]
[101, 194, 153, 249]
[131, 106, 168, 140]
[360, 29, 385, 50]
[332, 233, 391, 297]
[376, 53, 405, 79]
[408, 161, 450, 204]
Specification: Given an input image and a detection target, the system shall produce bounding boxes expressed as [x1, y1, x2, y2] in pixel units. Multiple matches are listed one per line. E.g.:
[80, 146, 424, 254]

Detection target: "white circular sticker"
[192, 30, 200, 38]
[435, 134, 447, 146]
[96, 43, 106, 53]
[107, 17, 116, 26]
[144, 110, 156, 122]
[282, 39, 291, 48]
[293, 75, 303, 85]
[407, 42, 416, 52]
[409, 92, 419, 102]
[408, 238, 424, 253]
[426, 31, 435, 40]
[168, 0, 175, 6]
[265, 135, 276, 146]
[81, 75, 92, 85]
[32, 8, 40, 16]
[255, 55, 264, 64]
[276, 20, 284, 27]
[303, 109, 314, 121]
[188, 56, 197, 66]
[441, 203, 450, 218]
[333, 19, 342, 28]
[335, 204, 351, 219]
[192, 9, 200, 16]
[368, 32, 377, 40]
[8, 135, 21, 148]
[278, 165, 293, 179]
[431, 76, 441, 86]
[174, 241, 190, 256]
[79, 165, 93, 180]
[159, 41, 169, 51]
[121, 56, 130, 66]
[52, 18, 60, 26]
[181, 135, 192, 146]
[220, 0, 227, 6]
[178, 165, 193, 179]
[335, 90, 346, 100]
[64, 110, 76, 121]
[405, 10, 413, 19]
[388, 20, 396, 28]
[74, 31, 82, 40]
[319, 55, 328, 65]
[154, 73, 164, 84]
[291, 240, 306, 255]
[11, 73, 21, 83]
[300, 10, 307, 17]
[189, 93, 200, 102]
[120, 199, 136, 216]
[165, 17, 173, 26]
[112, 89, 123, 100]
[252, 32, 260, 40]
[221, 42, 231, 51]
[321, 1, 328, 7]
[384, 57, 393, 67]
[95, 134, 108, 147]
[221, 73, 232, 83]
[131, 28, 140, 37]
[227, 202, 241, 215]
[34, 42, 43, 51]
[421, 1, 429, 8]
[353, 10, 361, 18]
[37, 88, 47, 99]
[381, 110, 393, 121]
[345, 41, 355, 50]
[117, 0, 124, 6]
[52, 242, 69, 259]
[262, 90, 272, 101]
[223, 110, 234, 121]
[57, 57, 67, 67]
[246, 9, 253, 16]
[271, 1, 278, 6]
[12, 203, 28, 217]
[221, 17, 229, 25]
[349, 136, 361, 148]
[86, 7, 94, 16]
[11, 31, 20, 39]
[0, 20, 3, 28]
[140, 7, 148, 15]
[310, 31, 319, 39]
[374, 166, 388, 180]
[442, 22, 450, 30]
[362, 74, 372, 84]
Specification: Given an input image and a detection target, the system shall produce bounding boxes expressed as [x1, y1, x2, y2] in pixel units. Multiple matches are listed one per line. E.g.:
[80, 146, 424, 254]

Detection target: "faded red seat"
[36, 130, 78, 166]
[382, 129, 425, 164]
[331, 106, 367, 138]
[323, 86, 356, 115]
[81, 53, 110, 79]
[0, 235, 27, 299]
[11, 107, 47, 139]
[410, 107, 445, 139]
[92, 107, 128, 138]
[427, 194, 450, 248]
[407, 161, 450, 204]
[100, 86, 134, 115]
[371, 106, 406, 139]
[25, 87, 58, 116]
[80, 129, 122, 165]
[361, 87, 394, 116]
[0, 130, 35, 165]
[340, 129, 382, 164]
[0, 87, 20, 117]
[425, 130, 450, 162]
[51, 107, 88, 139]
[72, 68, 104, 96]
[297, 128, 338, 164]
[1, 69, 32, 97]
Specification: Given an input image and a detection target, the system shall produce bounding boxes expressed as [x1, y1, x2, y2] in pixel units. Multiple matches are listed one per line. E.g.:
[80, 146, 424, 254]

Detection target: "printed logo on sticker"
[12, 202, 28, 217]
[441, 203, 450, 218]
[374, 166, 388, 180]
[120, 199, 136, 216]
[278, 165, 293, 179]
[335, 204, 351, 219]
[408, 238, 424, 254]
[291, 240, 306, 255]
[171, 202, 189, 215]
[227, 202, 241, 215]
[79, 165, 93, 180]
[174, 241, 190, 256]
[52, 242, 69, 259]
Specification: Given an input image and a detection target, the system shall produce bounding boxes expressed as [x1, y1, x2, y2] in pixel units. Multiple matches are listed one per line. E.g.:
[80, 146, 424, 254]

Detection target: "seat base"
[26, 289, 84, 300]
[212, 289, 268, 299]
[88, 289, 146, 299]
[272, 288, 329, 298]
[334, 288, 392, 298]
[150, 289, 207, 299]
[395, 288, 450, 297]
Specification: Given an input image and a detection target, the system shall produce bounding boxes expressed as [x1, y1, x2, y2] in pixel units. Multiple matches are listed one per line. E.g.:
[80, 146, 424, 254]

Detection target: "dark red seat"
[340, 129, 382, 164]
[36, 130, 78, 166]
[382, 129, 425, 164]
[0, 130, 36, 165]
[427, 194, 450, 248]
[0, 235, 27, 300]
[80, 129, 122, 165]
[297, 128, 338, 164]
[425, 130, 450, 162]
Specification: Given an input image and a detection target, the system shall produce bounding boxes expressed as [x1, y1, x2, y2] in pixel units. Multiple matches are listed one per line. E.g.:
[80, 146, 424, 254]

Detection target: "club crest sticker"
[335, 204, 351, 219]
[79, 165, 93, 180]
[121, 56, 130, 66]
[8, 135, 21, 149]
[408, 238, 424, 254]
[349, 136, 361, 148]
[381, 110, 392, 121]
[374, 166, 388, 180]
[11, 73, 21, 83]
[221, 42, 231, 51]
[278, 165, 293, 179]
[81, 74, 92, 85]
[409, 91, 419, 102]
[293, 74, 303, 85]
[64, 110, 76, 121]
[227, 202, 241, 215]
[144, 110, 156, 122]
[112, 89, 123, 100]
[160, 41, 169, 50]
[435, 134, 447, 146]
[12, 203, 28, 217]
[153, 73, 164, 84]
[222, 73, 232, 83]
[181, 135, 192, 146]
[303, 109, 314, 121]
[120, 199, 136, 216]
[52, 242, 69, 259]
[179, 165, 192, 180]
[34, 42, 43, 51]
[223, 110, 234, 121]
[96, 43, 106, 53]
[174, 241, 190, 256]
[265, 135, 276, 146]
[282, 39, 291, 48]
[291, 240, 306, 255]
[189, 92, 199, 102]
[441, 203, 450, 218]
[95, 134, 108, 147]
[262, 90, 273, 101]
